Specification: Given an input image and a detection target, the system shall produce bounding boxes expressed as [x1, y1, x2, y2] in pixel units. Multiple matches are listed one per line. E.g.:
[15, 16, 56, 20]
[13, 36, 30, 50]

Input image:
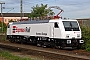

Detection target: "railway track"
[0, 42, 90, 60]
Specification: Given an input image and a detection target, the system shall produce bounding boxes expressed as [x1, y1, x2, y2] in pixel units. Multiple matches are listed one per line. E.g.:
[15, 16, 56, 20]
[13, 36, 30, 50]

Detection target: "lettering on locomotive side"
[12, 26, 31, 33]
[36, 32, 47, 35]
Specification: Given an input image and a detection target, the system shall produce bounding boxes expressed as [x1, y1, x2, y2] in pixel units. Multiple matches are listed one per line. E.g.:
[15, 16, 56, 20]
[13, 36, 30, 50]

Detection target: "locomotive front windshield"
[63, 21, 80, 31]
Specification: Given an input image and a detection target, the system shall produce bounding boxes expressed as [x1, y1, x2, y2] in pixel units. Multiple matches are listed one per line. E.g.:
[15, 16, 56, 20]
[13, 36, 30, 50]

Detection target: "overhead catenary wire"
[23, 0, 90, 6]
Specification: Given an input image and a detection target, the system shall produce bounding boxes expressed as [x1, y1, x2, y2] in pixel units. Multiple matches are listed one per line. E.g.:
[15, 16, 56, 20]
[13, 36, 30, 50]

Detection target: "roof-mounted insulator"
[53, 16, 60, 19]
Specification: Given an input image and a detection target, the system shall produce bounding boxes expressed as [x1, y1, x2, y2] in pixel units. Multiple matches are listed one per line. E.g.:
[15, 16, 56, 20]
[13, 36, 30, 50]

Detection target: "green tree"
[28, 4, 55, 19]
[0, 22, 7, 32]
[9, 19, 15, 22]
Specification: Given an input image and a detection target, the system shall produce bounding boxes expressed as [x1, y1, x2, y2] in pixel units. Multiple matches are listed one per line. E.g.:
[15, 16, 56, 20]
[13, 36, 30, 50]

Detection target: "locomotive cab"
[50, 19, 84, 49]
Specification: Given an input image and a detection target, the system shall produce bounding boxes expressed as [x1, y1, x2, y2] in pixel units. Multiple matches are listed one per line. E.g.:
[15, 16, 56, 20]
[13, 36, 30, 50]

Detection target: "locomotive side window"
[54, 22, 59, 28]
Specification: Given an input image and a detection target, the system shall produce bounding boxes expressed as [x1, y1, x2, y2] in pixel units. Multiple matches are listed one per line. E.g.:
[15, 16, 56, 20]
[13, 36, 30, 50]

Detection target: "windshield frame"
[62, 21, 80, 31]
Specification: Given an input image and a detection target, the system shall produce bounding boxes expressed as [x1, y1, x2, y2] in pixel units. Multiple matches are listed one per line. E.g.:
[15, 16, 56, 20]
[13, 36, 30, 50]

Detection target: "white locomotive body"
[7, 19, 84, 49]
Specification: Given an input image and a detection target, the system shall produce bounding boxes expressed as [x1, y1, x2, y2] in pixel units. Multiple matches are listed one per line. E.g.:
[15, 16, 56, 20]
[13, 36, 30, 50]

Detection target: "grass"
[0, 35, 6, 41]
[0, 51, 33, 60]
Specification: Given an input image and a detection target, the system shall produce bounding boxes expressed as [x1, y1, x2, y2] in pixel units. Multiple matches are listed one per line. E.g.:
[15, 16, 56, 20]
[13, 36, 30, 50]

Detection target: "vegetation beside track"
[81, 25, 90, 51]
[0, 50, 33, 60]
[0, 35, 6, 41]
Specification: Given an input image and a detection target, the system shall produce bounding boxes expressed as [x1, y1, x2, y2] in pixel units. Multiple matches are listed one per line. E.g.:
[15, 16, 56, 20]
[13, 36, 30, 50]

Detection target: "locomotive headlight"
[77, 34, 80, 37]
[66, 36, 69, 38]
[67, 40, 71, 44]
[66, 34, 69, 38]
[79, 40, 84, 43]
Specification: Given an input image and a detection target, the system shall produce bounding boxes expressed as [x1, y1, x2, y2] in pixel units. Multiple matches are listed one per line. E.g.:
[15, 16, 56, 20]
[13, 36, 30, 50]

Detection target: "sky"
[0, 0, 90, 19]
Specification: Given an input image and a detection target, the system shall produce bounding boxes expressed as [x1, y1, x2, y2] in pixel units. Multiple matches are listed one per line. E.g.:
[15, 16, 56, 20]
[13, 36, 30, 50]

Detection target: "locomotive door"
[54, 22, 61, 38]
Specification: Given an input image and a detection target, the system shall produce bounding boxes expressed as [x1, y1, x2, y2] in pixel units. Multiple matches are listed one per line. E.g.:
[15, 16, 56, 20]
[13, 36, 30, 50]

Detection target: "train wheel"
[55, 45, 61, 49]
[21, 40, 26, 44]
[42, 45, 47, 48]
[60, 44, 66, 49]
[42, 42, 47, 48]
[37, 43, 41, 47]
[9, 39, 15, 43]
